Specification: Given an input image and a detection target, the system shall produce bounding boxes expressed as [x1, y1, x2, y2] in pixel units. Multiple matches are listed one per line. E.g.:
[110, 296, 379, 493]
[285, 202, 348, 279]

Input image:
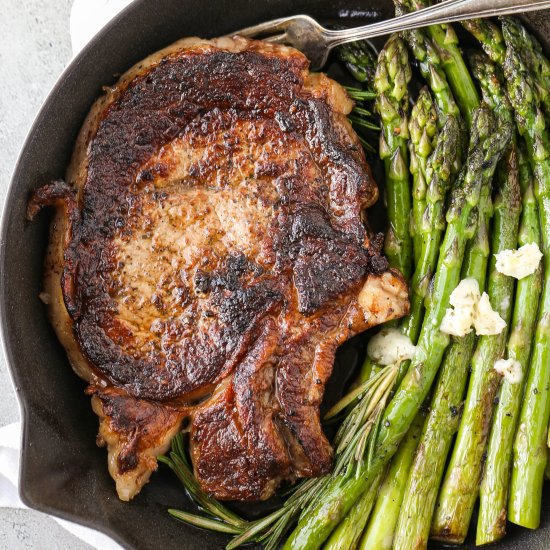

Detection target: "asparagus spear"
[399, 0, 480, 124]
[469, 52, 512, 121]
[323, 471, 383, 550]
[477, 141, 543, 545]
[457, 50, 536, 545]
[348, 36, 414, 393]
[409, 88, 438, 263]
[462, 18, 507, 65]
[527, 34, 550, 119]
[409, 114, 459, 333]
[393, 1, 461, 124]
[358, 412, 424, 550]
[394, 0, 467, 166]
[501, 17, 550, 530]
[503, 18, 550, 121]
[282, 106, 512, 550]
[465, 17, 550, 124]
[432, 136, 521, 544]
[375, 35, 413, 280]
[392, 169, 493, 550]
[337, 39, 378, 83]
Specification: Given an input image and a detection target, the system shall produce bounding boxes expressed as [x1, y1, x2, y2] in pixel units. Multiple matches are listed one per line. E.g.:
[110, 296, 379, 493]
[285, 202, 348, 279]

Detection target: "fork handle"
[326, 0, 550, 47]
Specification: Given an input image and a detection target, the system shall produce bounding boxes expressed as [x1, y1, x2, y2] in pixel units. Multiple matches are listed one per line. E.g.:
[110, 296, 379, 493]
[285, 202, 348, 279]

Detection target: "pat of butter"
[495, 243, 543, 280]
[494, 358, 523, 384]
[474, 293, 507, 336]
[440, 279, 506, 337]
[440, 278, 480, 337]
[367, 328, 416, 366]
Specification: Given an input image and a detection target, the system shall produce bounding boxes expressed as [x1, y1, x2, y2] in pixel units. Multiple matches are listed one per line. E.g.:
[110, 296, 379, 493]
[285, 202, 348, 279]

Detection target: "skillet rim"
[1, 1, 549, 548]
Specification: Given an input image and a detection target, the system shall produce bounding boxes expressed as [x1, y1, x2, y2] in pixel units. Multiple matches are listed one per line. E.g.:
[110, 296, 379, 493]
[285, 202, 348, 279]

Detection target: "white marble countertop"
[0, 1, 91, 548]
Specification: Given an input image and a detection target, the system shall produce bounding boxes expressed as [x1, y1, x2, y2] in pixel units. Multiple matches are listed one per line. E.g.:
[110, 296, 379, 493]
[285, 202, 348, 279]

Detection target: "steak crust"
[29, 36, 409, 501]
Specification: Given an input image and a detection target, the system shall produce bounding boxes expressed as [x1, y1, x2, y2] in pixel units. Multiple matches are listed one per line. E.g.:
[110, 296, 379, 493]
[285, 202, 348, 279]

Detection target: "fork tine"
[231, 16, 294, 38]
[263, 33, 289, 45]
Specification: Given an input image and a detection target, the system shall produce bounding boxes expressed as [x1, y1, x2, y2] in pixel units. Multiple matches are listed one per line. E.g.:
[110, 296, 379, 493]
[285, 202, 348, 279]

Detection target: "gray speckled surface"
[0, 508, 91, 550]
[0, 1, 92, 548]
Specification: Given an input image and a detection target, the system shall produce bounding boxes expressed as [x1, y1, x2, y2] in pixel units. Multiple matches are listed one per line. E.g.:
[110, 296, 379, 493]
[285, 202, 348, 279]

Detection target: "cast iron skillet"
[1, 0, 549, 548]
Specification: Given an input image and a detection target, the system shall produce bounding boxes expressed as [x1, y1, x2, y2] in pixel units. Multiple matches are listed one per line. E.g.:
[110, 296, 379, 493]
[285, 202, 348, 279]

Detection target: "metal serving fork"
[236, 0, 550, 69]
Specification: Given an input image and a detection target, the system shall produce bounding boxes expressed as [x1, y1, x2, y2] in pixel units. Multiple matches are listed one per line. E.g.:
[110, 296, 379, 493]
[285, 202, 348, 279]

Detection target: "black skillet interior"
[1, 0, 549, 548]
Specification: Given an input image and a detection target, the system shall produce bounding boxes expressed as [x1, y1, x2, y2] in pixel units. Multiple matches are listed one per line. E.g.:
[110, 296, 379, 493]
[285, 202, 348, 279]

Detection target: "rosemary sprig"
[168, 509, 243, 534]
[348, 114, 380, 131]
[162, 364, 399, 549]
[345, 86, 377, 101]
[344, 87, 380, 154]
[353, 106, 374, 118]
[158, 434, 248, 529]
[357, 133, 377, 154]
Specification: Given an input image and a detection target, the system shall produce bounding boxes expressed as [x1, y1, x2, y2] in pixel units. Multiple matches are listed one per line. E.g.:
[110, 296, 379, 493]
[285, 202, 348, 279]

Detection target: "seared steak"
[28, 36, 409, 501]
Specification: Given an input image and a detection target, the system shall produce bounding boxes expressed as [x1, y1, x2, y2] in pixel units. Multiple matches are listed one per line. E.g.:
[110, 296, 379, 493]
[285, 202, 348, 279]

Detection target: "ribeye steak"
[28, 36, 409, 502]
